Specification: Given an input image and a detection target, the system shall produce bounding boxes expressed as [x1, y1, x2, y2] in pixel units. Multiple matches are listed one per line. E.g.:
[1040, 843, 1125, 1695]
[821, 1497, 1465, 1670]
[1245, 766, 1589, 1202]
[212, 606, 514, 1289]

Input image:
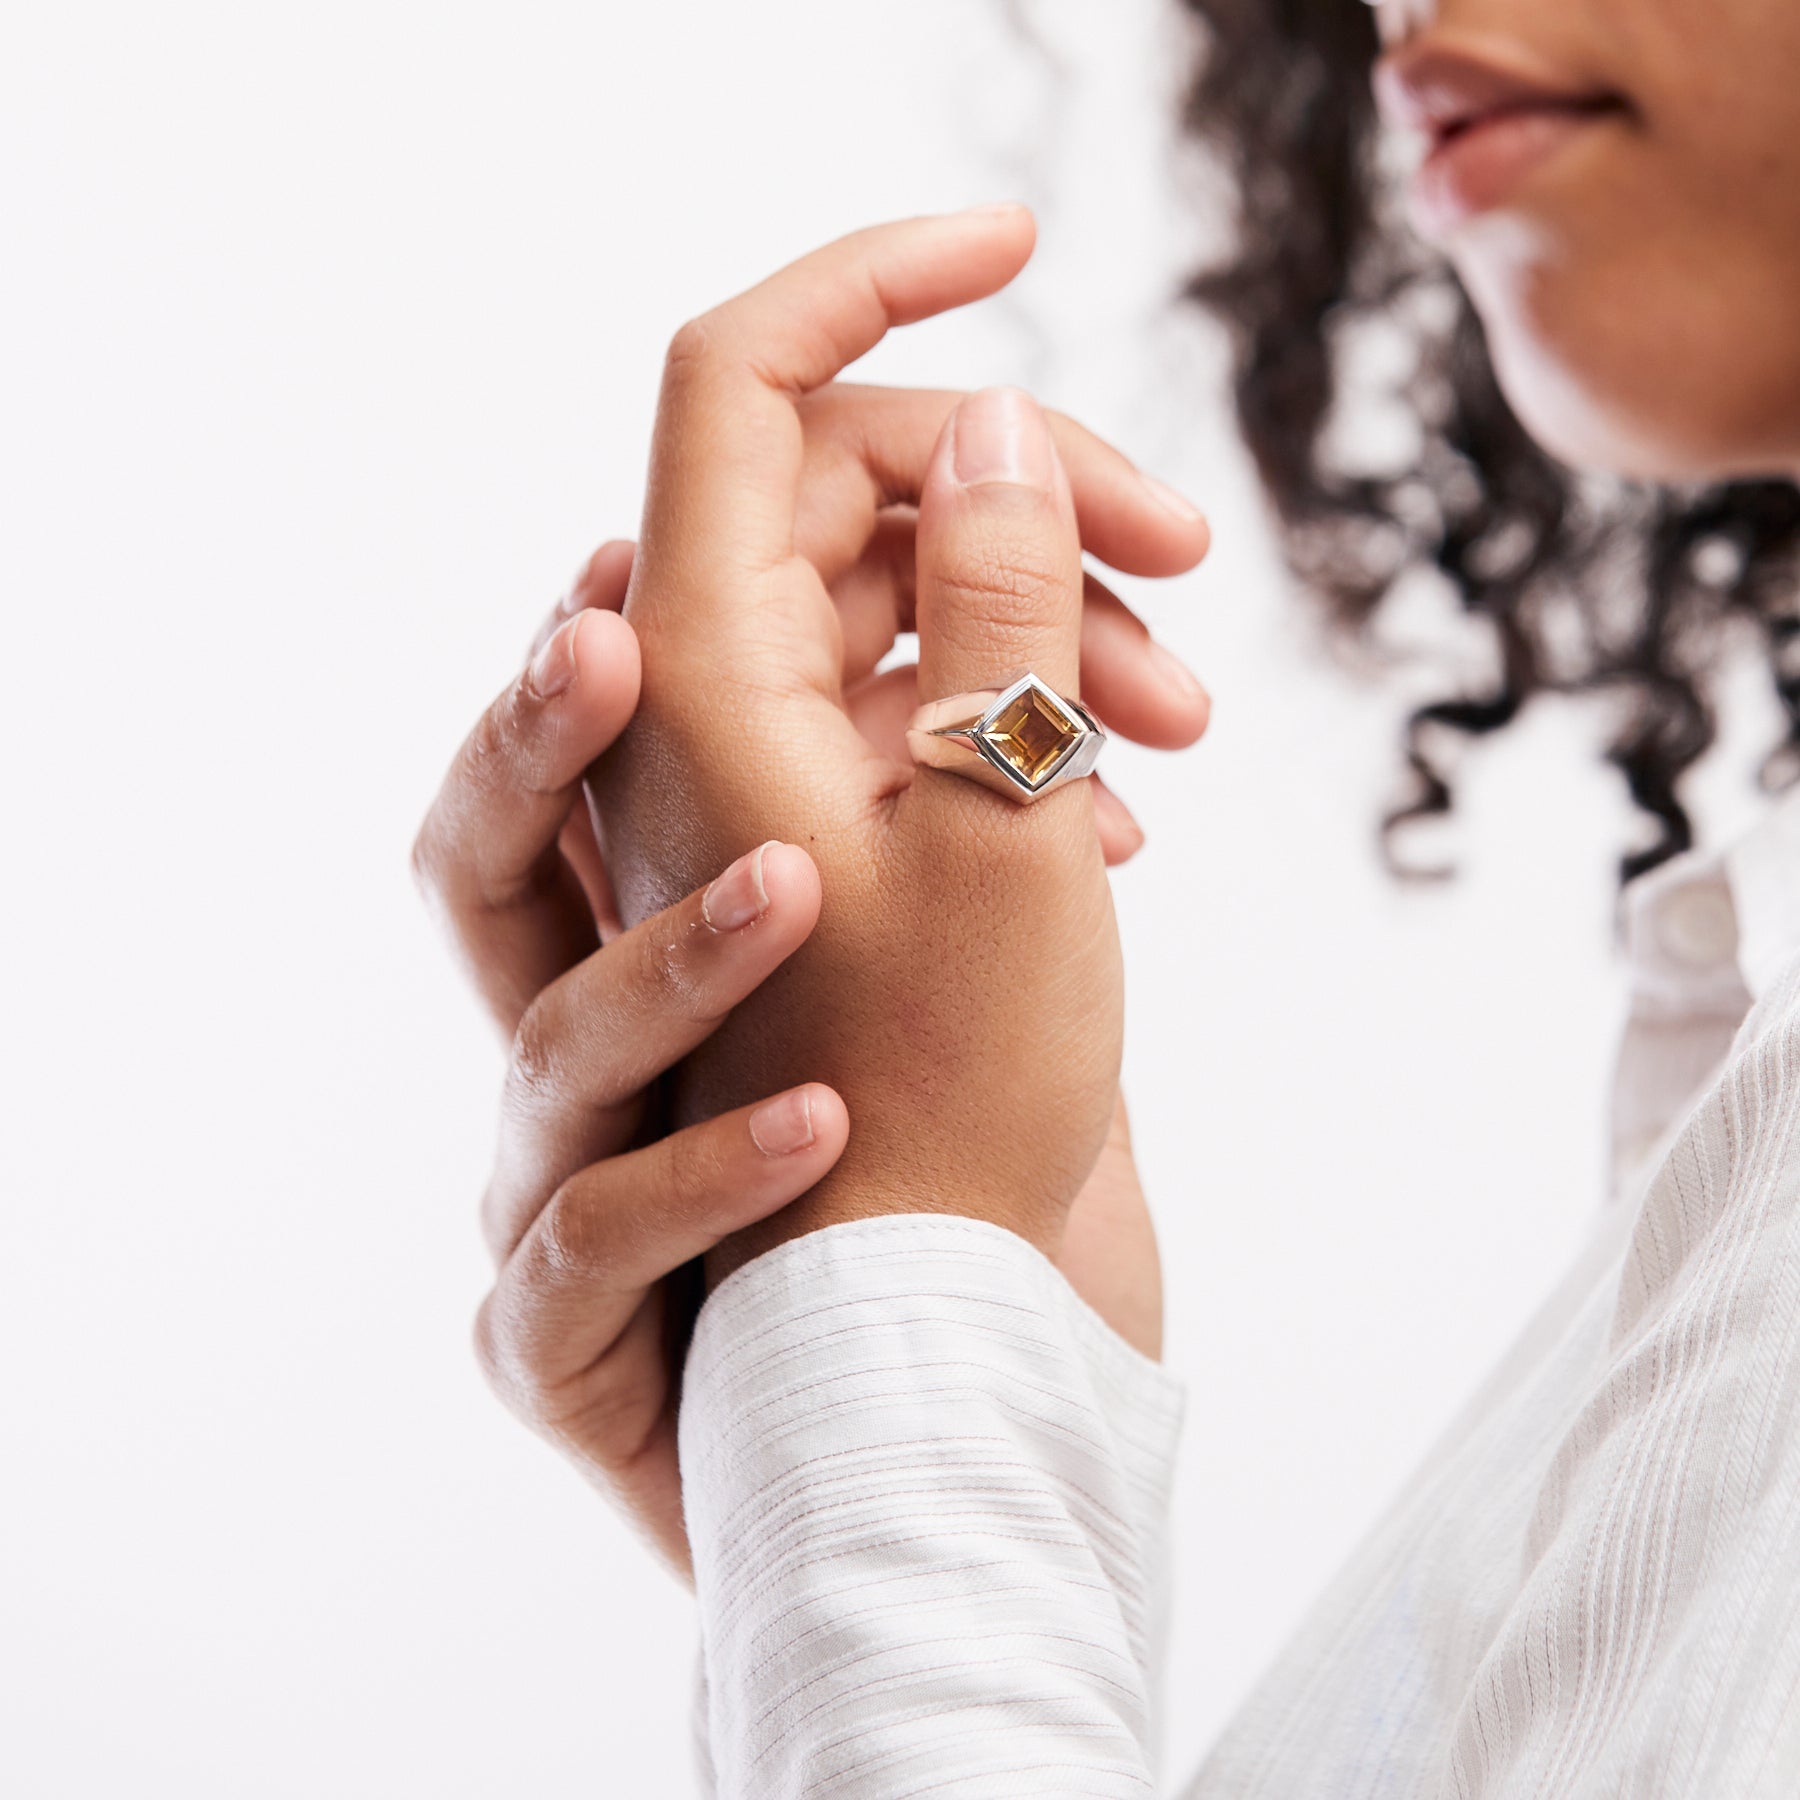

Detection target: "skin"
[421, 0, 1800, 1582]
[596, 241, 1144, 1279]
[415, 210, 1207, 1575]
[1372, 0, 1800, 480]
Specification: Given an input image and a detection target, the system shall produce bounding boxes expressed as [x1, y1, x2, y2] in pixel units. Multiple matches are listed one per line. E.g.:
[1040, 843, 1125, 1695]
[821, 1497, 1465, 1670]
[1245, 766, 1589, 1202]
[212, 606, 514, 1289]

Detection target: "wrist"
[699, 1076, 1116, 1286]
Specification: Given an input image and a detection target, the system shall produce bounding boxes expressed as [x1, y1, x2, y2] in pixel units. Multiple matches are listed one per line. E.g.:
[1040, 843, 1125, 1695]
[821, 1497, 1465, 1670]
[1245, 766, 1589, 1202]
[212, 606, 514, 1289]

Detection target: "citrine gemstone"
[981, 686, 1080, 784]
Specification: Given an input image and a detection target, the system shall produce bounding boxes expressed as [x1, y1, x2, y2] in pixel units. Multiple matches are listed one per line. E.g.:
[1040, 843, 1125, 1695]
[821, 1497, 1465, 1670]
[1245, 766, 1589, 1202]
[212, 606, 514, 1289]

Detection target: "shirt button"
[1655, 882, 1739, 969]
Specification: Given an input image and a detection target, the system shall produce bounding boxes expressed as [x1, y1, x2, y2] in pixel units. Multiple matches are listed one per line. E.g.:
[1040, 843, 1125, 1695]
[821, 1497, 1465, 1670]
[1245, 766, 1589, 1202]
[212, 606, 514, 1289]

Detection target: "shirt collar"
[1620, 781, 1800, 1011]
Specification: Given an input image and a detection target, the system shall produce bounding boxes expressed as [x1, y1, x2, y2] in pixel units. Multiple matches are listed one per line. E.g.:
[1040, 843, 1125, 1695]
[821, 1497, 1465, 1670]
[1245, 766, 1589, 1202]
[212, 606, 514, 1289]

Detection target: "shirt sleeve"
[679, 1213, 1185, 1799]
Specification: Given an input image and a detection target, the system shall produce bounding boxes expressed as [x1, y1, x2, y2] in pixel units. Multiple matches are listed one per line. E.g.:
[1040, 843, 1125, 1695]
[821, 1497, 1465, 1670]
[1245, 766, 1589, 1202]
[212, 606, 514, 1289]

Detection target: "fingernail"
[749, 1087, 816, 1157]
[702, 842, 775, 932]
[953, 200, 1029, 221]
[952, 386, 1054, 491]
[527, 616, 580, 699]
[1148, 639, 1206, 702]
[1138, 470, 1204, 523]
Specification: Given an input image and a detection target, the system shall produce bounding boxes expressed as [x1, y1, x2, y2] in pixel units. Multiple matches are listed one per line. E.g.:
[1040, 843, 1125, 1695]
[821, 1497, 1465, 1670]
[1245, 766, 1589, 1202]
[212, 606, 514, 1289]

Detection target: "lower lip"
[1412, 105, 1617, 235]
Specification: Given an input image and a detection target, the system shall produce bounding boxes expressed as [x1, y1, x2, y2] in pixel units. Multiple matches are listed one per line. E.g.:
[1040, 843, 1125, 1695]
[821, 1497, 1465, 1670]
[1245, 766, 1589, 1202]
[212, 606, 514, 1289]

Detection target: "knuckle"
[472, 1291, 533, 1402]
[949, 536, 1061, 606]
[662, 1123, 729, 1215]
[465, 681, 535, 789]
[474, 1299, 554, 1427]
[473, 677, 567, 803]
[477, 1175, 518, 1267]
[465, 692, 513, 778]
[470, 697, 508, 766]
[472, 1292, 505, 1380]
[409, 685, 540, 918]
[530, 1188, 582, 1283]
[505, 998, 567, 1114]
[932, 552, 1064, 646]
[630, 919, 718, 1025]
[475, 1190, 606, 1429]
[531, 1176, 612, 1287]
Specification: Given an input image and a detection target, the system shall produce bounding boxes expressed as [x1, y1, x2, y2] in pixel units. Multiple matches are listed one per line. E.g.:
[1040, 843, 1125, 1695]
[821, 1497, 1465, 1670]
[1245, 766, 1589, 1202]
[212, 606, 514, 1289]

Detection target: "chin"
[1482, 318, 1707, 482]
[1457, 231, 1800, 486]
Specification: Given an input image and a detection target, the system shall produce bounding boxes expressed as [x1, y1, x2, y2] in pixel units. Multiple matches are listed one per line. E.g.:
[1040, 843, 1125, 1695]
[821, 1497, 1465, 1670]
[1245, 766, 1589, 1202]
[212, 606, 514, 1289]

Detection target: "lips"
[1374, 43, 1629, 234]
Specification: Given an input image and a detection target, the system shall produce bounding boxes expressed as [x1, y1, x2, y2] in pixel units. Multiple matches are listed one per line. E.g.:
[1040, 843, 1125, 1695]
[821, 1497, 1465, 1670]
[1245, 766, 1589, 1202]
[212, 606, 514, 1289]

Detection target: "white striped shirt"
[681, 788, 1800, 1796]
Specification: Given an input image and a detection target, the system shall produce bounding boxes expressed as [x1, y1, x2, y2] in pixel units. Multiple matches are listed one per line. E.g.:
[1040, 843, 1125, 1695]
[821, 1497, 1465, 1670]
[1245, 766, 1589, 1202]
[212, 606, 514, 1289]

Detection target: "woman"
[414, 0, 1800, 1791]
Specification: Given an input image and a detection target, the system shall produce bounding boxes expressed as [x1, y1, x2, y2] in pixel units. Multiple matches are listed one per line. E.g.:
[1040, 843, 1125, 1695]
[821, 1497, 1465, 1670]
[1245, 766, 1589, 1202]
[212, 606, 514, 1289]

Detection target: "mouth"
[1374, 42, 1631, 235]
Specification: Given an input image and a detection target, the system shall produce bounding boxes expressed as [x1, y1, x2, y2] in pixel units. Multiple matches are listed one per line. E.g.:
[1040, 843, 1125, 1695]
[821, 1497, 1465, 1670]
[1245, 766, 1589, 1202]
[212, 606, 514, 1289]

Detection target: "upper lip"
[1374, 41, 1625, 151]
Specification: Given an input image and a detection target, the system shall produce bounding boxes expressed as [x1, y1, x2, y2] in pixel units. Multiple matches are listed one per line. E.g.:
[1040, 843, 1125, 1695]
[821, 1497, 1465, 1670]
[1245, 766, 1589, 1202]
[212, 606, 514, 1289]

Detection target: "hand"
[411, 601, 1166, 1583]
[413, 584, 1158, 1583]
[413, 209, 1204, 1574]
[591, 208, 1213, 1281]
[414, 577, 856, 1575]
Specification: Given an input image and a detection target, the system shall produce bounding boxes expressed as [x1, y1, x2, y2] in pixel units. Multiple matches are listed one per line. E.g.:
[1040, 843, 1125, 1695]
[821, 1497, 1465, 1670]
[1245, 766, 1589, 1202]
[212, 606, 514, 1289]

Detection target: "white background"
[5, 2, 1773, 1794]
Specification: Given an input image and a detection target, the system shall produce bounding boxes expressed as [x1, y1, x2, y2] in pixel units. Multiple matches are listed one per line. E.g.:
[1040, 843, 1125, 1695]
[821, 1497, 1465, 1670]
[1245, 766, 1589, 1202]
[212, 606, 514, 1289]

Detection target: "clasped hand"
[414, 207, 1212, 1574]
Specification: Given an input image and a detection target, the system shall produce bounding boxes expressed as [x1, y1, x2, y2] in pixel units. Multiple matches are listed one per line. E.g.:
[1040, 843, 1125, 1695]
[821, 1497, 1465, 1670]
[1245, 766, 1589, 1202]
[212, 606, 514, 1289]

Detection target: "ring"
[905, 672, 1106, 805]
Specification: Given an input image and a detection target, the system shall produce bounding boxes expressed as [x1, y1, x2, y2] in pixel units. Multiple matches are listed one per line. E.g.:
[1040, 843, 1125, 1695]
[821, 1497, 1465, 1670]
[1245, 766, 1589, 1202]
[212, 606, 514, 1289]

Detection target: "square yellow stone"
[983, 687, 1079, 784]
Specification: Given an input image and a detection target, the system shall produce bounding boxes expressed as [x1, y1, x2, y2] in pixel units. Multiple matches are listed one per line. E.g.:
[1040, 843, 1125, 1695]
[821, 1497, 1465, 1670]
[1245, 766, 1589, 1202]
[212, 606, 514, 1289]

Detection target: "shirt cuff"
[680, 1212, 1185, 1797]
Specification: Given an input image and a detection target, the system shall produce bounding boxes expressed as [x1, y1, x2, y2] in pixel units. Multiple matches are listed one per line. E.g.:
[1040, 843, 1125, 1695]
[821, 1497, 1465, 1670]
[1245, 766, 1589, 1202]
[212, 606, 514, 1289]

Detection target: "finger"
[834, 525, 1210, 748]
[565, 538, 635, 613]
[796, 384, 1210, 586]
[530, 544, 637, 932]
[844, 661, 920, 765]
[528, 539, 635, 662]
[1093, 779, 1146, 867]
[475, 1083, 850, 1418]
[912, 385, 1085, 744]
[413, 607, 642, 1036]
[831, 508, 918, 685]
[849, 665, 1143, 862]
[1076, 583, 1212, 750]
[483, 841, 823, 1261]
[634, 207, 1038, 626]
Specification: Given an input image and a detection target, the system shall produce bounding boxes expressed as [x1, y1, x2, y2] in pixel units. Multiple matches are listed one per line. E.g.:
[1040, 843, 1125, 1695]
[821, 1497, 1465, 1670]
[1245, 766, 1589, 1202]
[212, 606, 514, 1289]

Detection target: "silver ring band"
[905, 672, 1106, 805]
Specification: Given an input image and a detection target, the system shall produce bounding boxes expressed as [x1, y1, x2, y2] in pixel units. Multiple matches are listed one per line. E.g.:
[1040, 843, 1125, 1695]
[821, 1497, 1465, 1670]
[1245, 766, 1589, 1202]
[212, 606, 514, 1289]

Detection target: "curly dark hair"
[1178, 0, 1800, 882]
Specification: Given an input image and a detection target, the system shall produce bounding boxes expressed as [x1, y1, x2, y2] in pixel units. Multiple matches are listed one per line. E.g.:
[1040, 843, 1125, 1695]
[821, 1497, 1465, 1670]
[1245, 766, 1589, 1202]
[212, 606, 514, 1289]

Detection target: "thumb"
[909, 388, 1094, 826]
[914, 386, 1083, 704]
